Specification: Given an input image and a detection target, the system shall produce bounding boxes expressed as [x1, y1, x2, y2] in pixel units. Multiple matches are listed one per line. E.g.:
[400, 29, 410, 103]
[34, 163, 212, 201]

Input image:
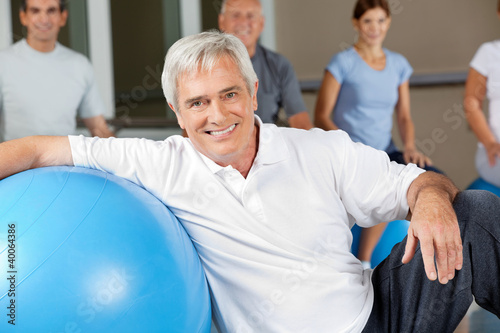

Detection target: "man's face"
[170, 57, 258, 166]
[20, 0, 67, 45]
[218, 0, 264, 53]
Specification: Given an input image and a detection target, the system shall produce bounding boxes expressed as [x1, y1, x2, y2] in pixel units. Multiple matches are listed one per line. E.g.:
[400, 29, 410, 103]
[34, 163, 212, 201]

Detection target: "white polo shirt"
[69, 118, 424, 333]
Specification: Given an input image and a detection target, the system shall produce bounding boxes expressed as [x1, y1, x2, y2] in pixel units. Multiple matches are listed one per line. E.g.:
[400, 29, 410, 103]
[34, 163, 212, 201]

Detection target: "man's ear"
[60, 10, 69, 28]
[19, 10, 27, 27]
[218, 14, 226, 31]
[168, 103, 185, 129]
[252, 80, 259, 111]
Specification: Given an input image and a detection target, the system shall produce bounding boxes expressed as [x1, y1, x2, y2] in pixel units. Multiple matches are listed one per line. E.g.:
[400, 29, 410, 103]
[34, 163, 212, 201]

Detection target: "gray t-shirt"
[0, 39, 105, 141]
[251, 45, 307, 123]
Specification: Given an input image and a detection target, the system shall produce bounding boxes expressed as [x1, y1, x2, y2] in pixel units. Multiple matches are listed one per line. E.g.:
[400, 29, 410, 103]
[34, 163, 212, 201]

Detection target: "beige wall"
[275, 0, 500, 77]
[273, 0, 500, 189]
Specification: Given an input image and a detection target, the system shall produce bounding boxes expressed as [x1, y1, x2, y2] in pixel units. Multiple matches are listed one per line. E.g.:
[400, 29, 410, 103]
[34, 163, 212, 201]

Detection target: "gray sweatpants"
[363, 190, 500, 333]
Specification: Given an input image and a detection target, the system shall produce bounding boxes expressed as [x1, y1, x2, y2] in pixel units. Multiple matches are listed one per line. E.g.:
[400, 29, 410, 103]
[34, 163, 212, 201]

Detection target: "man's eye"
[226, 92, 236, 99]
[193, 101, 203, 107]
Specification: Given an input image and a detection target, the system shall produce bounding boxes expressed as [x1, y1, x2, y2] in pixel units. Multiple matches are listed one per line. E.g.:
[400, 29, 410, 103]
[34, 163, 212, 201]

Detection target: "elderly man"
[1, 31, 500, 333]
[218, 0, 313, 129]
[0, 0, 114, 142]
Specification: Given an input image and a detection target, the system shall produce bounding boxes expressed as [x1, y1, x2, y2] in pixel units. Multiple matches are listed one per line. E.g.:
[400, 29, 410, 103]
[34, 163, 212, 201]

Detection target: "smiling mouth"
[35, 25, 52, 31]
[208, 124, 236, 136]
[235, 29, 250, 37]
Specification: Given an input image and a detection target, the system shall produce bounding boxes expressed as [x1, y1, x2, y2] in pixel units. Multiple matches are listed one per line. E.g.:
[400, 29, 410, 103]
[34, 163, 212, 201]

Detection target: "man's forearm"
[407, 172, 459, 215]
[0, 136, 73, 180]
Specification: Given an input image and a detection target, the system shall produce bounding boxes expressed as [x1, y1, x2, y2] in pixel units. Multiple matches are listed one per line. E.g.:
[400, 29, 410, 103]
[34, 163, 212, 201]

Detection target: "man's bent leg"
[363, 190, 500, 333]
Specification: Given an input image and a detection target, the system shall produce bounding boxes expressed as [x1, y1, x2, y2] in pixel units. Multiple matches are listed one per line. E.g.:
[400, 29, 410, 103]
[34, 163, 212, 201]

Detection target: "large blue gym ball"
[0, 166, 211, 333]
[351, 220, 410, 268]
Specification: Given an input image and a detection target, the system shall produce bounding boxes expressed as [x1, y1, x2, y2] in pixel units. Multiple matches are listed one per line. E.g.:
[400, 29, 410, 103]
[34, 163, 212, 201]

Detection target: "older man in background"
[219, 0, 313, 129]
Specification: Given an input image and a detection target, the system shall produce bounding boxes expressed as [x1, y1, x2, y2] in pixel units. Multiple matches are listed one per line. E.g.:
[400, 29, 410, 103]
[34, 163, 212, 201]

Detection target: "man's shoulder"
[256, 45, 293, 68]
[56, 43, 90, 62]
[0, 40, 23, 58]
[0, 41, 26, 72]
[275, 126, 351, 151]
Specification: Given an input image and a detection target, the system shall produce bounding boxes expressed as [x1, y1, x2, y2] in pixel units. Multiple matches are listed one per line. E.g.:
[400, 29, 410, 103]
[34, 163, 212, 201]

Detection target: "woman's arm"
[314, 71, 342, 130]
[395, 81, 432, 167]
[464, 68, 500, 166]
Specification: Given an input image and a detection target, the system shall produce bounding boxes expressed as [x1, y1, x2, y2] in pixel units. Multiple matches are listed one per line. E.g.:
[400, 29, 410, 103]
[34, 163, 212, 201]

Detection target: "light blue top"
[326, 47, 413, 151]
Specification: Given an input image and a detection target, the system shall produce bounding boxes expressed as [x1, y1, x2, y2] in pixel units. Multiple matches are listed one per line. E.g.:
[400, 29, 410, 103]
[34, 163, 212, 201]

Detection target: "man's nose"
[38, 11, 50, 24]
[208, 101, 228, 125]
[235, 14, 252, 25]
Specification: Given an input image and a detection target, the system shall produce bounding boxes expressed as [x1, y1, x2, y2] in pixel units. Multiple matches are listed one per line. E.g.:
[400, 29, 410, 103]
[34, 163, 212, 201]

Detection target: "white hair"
[220, 0, 262, 14]
[161, 31, 258, 111]
[220, 0, 229, 13]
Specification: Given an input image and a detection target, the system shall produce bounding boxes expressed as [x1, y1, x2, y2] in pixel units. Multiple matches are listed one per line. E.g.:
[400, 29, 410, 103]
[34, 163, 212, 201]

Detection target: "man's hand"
[403, 172, 462, 284]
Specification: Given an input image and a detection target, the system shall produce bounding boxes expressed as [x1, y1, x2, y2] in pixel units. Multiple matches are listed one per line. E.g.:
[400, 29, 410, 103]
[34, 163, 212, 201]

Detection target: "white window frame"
[260, 0, 277, 51]
[86, 0, 115, 118]
[0, 1, 12, 50]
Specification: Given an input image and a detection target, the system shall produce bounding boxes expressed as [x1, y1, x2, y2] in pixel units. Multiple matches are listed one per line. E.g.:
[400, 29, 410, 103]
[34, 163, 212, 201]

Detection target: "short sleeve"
[326, 51, 347, 84]
[278, 56, 308, 117]
[335, 132, 425, 227]
[77, 59, 107, 119]
[470, 43, 491, 77]
[397, 54, 413, 85]
[69, 135, 177, 200]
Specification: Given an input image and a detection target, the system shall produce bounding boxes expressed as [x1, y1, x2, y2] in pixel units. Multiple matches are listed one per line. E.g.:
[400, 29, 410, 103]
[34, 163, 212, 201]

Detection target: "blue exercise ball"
[467, 177, 500, 197]
[371, 220, 410, 267]
[0, 166, 211, 333]
[351, 220, 410, 268]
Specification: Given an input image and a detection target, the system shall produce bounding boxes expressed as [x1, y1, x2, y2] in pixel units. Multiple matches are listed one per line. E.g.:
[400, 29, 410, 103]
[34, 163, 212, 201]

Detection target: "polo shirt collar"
[253, 116, 289, 166]
[199, 115, 289, 175]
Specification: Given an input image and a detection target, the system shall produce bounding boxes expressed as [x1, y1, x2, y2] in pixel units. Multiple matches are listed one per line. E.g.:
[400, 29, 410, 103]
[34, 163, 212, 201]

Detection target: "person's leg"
[363, 190, 500, 333]
[357, 222, 387, 267]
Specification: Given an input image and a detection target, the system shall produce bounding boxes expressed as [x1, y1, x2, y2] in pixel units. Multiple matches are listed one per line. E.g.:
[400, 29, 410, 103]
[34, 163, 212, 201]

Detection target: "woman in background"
[314, 0, 437, 268]
[464, 1, 500, 188]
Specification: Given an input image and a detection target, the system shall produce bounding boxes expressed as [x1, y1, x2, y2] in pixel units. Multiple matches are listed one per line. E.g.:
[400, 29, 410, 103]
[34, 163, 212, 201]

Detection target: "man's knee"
[454, 190, 500, 228]
[455, 190, 499, 208]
